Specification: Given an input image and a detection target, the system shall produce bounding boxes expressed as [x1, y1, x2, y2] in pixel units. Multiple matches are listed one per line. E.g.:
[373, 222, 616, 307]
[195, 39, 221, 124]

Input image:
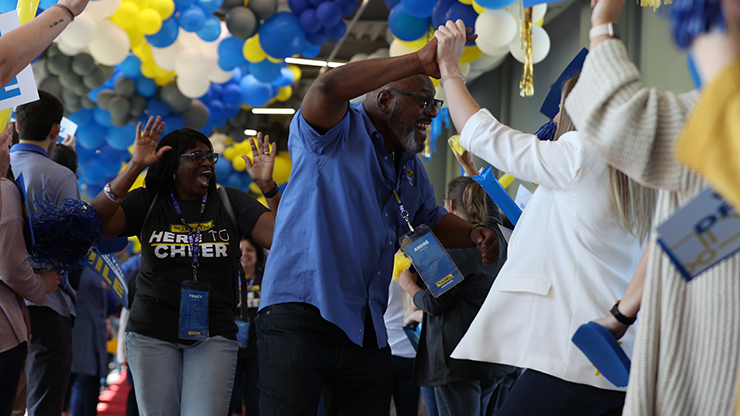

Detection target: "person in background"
[89, 118, 276, 416]
[230, 238, 265, 416]
[0, 126, 62, 416]
[399, 177, 514, 416]
[50, 136, 78, 175]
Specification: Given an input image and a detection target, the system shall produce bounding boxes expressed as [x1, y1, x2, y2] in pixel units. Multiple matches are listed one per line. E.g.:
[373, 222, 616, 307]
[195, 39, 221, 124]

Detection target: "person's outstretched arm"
[0, 0, 90, 87]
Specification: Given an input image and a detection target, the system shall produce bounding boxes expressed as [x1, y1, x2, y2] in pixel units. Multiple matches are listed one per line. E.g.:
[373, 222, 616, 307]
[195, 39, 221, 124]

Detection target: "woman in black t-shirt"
[90, 116, 280, 416]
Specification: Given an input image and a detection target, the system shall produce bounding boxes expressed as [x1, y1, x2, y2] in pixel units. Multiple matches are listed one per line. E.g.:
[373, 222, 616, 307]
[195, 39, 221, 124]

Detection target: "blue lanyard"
[392, 167, 414, 233]
[169, 190, 208, 282]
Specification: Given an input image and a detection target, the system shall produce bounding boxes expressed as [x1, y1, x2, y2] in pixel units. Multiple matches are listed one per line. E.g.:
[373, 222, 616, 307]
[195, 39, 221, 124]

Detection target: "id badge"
[399, 224, 465, 297]
[235, 320, 249, 348]
[179, 281, 210, 340]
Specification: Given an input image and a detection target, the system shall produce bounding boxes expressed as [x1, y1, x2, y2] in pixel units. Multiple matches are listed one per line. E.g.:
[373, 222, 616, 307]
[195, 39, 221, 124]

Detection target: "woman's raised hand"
[244, 132, 277, 191]
[131, 116, 169, 168]
[435, 19, 471, 66]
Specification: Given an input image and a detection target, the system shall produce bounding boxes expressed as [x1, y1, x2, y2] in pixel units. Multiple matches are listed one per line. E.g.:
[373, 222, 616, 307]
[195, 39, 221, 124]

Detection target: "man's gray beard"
[390, 108, 425, 153]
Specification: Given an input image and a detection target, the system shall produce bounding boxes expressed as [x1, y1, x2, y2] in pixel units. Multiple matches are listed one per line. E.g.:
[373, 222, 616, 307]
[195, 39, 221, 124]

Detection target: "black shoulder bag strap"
[217, 187, 249, 321]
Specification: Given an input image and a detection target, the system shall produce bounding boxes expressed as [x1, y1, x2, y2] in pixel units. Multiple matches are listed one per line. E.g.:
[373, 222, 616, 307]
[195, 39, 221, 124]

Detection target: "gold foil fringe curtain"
[639, 0, 672, 10]
[519, 7, 534, 97]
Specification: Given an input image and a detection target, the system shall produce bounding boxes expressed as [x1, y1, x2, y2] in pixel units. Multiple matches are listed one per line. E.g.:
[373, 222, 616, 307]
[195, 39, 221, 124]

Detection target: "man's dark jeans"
[256, 302, 392, 416]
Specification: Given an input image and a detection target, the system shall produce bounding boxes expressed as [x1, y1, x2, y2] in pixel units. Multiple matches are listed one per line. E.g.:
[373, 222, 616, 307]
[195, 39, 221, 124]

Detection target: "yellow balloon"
[472, 0, 486, 13]
[459, 45, 484, 63]
[257, 195, 268, 207]
[16, 0, 38, 25]
[397, 36, 429, 49]
[273, 154, 292, 184]
[431, 77, 439, 87]
[276, 86, 292, 102]
[536, 18, 544, 26]
[249, 182, 261, 194]
[459, 0, 473, 4]
[224, 147, 237, 161]
[111, 1, 140, 29]
[138, 8, 163, 35]
[125, 26, 144, 47]
[265, 54, 283, 63]
[141, 60, 157, 78]
[155, 75, 172, 86]
[243, 35, 266, 63]
[232, 156, 247, 171]
[149, 0, 175, 19]
[287, 64, 302, 82]
[133, 43, 153, 61]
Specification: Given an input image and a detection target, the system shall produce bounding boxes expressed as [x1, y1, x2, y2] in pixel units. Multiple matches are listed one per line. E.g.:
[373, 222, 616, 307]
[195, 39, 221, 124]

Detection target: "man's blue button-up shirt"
[260, 105, 446, 347]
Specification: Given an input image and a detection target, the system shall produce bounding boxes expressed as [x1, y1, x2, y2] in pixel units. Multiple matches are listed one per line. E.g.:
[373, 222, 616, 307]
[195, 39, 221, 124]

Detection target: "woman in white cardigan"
[434, 20, 656, 416]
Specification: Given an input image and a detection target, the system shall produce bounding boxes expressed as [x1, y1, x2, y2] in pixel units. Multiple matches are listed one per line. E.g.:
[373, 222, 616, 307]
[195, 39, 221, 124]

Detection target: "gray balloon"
[72, 84, 91, 97]
[96, 89, 116, 110]
[46, 43, 61, 58]
[65, 99, 82, 114]
[100, 65, 115, 79]
[111, 113, 129, 127]
[62, 88, 79, 105]
[114, 77, 136, 98]
[160, 82, 192, 113]
[226, 7, 258, 40]
[227, 110, 247, 127]
[228, 127, 248, 143]
[129, 95, 147, 117]
[108, 96, 131, 118]
[71, 53, 96, 76]
[39, 76, 63, 98]
[83, 67, 107, 89]
[47, 54, 71, 76]
[81, 96, 96, 109]
[213, 123, 230, 134]
[247, 0, 276, 20]
[181, 100, 209, 130]
[219, 0, 242, 12]
[59, 72, 83, 89]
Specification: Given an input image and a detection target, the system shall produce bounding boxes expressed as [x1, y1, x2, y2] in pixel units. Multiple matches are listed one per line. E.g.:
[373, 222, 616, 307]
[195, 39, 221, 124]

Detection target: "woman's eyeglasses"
[181, 151, 219, 164]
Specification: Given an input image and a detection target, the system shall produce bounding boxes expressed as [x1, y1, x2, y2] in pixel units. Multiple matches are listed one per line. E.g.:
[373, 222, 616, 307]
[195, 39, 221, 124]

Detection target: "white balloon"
[85, 0, 122, 20]
[177, 75, 211, 98]
[197, 40, 220, 60]
[178, 29, 202, 48]
[175, 48, 209, 79]
[506, 0, 523, 19]
[212, 141, 225, 154]
[532, 3, 547, 22]
[475, 10, 517, 48]
[508, 24, 550, 64]
[56, 40, 84, 56]
[88, 21, 130, 66]
[476, 40, 510, 57]
[369, 48, 390, 59]
[350, 53, 368, 62]
[206, 59, 233, 83]
[151, 43, 183, 71]
[58, 13, 98, 49]
[389, 39, 416, 57]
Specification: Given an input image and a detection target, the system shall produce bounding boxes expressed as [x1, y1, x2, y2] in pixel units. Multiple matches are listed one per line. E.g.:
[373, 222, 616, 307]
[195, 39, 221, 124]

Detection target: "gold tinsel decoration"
[639, 0, 672, 10]
[519, 7, 534, 97]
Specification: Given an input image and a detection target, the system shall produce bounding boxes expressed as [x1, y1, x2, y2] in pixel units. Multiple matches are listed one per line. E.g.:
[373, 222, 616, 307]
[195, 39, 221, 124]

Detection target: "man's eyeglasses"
[181, 151, 219, 165]
[387, 89, 444, 112]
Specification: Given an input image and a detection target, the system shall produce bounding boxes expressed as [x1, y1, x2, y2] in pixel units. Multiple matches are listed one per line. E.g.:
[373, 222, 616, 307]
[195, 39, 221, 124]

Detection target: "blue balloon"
[475, 0, 515, 9]
[249, 60, 282, 83]
[97, 142, 123, 166]
[77, 122, 107, 150]
[80, 158, 108, 185]
[226, 173, 247, 190]
[210, 83, 223, 98]
[444, 3, 477, 45]
[401, 0, 435, 18]
[94, 107, 113, 127]
[197, 15, 221, 41]
[173, 0, 196, 11]
[218, 57, 238, 71]
[221, 83, 242, 104]
[307, 0, 322, 6]
[218, 36, 247, 68]
[223, 102, 240, 117]
[39, 0, 56, 9]
[198, 0, 222, 14]
[299, 8, 321, 34]
[388, 4, 429, 41]
[214, 155, 233, 179]
[384, 0, 400, 8]
[106, 124, 137, 150]
[76, 143, 95, 164]
[273, 66, 296, 86]
[136, 76, 158, 97]
[147, 99, 171, 118]
[240, 75, 272, 107]
[179, 5, 206, 32]
[258, 12, 307, 60]
[162, 115, 185, 135]
[67, 108, 93, 128]
[0, 0, 17, 13]
[146, 17, 179, 47]
[208, 100, 225, 119]
[432, 0, 456, 29]
[287, 0, 310, 15]
[305, 30, 327, 46]
[322, 20, 346, 41]
[316, 1, 341, 27]
[302, 42, 320, 58]
[335, 0, 357, 15]
[118, 54, 142, 78]
[211, 115, 227, 129]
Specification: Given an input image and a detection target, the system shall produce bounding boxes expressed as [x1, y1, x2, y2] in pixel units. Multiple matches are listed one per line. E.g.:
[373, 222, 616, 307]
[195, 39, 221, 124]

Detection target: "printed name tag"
[400, 224, 465, 297]
[656, 187, 740, 281]
[235, 320, 249, 348]
[179, 281, 210, 340]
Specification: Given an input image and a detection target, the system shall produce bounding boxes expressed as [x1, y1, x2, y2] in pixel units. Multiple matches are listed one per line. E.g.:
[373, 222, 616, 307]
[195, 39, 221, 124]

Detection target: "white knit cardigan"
[565, 39, 740, 416]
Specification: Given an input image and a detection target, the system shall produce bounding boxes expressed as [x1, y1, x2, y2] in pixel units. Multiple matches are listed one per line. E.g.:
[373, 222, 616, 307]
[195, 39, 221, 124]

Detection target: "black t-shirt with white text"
[121, 186, 268, 345]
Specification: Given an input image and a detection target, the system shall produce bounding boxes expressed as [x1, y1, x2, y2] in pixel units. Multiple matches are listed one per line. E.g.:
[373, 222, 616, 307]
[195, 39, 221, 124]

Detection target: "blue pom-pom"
[29, 198, 102, 275]
[535, 120, 557, 141]
[670, 0, 725, 49]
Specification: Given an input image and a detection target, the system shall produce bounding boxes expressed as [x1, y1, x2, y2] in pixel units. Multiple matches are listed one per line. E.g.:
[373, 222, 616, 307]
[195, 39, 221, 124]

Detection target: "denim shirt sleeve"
[293, 108, 352, 155]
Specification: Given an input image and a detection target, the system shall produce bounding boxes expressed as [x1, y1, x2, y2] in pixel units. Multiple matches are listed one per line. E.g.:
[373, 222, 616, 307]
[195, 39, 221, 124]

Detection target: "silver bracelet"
[103, 183, 123, 205]
[52, 3, 75, 21]
[440, 73, 467, 85]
